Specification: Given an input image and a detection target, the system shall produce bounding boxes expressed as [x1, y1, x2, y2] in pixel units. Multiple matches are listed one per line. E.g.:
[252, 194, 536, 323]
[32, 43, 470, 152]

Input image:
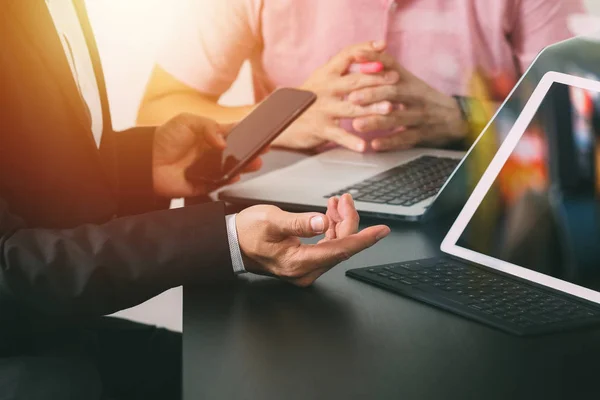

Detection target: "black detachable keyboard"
[347, 257, 600, 336]
[325, 156, 459, 207]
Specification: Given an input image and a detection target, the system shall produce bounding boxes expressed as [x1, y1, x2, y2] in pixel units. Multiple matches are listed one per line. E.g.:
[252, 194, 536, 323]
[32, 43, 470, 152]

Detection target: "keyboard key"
[390, 268, 409, 276]
[356, 196, 387, 204]
[388, 199, 406, 206]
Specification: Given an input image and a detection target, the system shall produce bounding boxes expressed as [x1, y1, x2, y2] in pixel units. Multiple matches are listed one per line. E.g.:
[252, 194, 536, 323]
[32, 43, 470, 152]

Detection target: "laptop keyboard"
[325, 156, 459, 207]
[347, 258, 600, 335]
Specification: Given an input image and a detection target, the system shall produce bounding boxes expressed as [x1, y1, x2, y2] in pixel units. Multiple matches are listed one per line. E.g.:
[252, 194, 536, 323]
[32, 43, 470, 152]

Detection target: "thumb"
[275, 211, 331, 238]
[201, 125, 227, 149]
[179, 114, 227, 149]
[219, 122, 237, 137]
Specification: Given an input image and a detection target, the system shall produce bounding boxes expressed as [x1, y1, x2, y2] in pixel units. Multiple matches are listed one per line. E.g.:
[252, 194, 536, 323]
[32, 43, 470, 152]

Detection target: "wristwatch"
[453, 95, 487, 127]
[454, 95, 470, 124]
[452, 95, 487, 150]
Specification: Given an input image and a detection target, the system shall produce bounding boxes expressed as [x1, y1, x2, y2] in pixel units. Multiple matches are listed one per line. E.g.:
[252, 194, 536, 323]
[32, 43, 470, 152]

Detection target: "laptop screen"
[431, 37, 600, 220]
[456, 79, 600, 292]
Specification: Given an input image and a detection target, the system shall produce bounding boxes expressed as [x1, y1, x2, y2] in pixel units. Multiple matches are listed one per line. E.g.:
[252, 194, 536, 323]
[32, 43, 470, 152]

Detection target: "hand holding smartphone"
[185, 88, 317, 185]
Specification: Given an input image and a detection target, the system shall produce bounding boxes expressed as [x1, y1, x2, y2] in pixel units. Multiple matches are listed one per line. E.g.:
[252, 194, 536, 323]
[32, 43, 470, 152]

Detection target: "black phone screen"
[185, 88, 316, 184]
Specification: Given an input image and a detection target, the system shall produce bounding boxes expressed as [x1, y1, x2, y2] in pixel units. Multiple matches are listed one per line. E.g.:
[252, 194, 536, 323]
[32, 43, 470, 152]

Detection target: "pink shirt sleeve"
[156, 0, 262, 96]
[508, 0, 586, 72]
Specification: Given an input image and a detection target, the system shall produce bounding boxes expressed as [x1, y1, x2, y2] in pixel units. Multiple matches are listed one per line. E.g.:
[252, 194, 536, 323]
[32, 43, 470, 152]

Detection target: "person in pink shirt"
[138, 0, 584, 152]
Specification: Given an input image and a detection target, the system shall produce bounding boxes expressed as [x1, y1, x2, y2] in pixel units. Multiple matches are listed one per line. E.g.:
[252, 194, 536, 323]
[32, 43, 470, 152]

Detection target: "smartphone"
[185, 88, 317, 185]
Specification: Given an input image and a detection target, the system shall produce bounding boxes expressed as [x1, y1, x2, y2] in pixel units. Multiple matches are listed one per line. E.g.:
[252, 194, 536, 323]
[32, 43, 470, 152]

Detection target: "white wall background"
[93, 0, 599, 331]
[87, 0, 254, 131]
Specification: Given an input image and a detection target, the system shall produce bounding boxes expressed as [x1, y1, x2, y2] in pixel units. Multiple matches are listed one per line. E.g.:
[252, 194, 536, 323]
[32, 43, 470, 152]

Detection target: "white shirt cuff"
[225, 214, 246, 275]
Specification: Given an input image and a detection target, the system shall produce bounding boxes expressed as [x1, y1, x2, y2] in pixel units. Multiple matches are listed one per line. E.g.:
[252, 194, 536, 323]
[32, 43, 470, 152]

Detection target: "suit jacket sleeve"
[0, 2, 233, 327]
[111, 126, 171, 216]
[0, 198, 234, 321]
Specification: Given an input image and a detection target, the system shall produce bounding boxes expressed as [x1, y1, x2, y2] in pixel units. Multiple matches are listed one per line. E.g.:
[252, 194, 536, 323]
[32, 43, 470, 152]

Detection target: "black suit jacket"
[0, 1, 233, 339]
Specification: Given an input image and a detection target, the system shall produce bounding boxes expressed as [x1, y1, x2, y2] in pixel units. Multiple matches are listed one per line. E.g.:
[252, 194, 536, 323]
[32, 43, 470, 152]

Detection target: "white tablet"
[442, 72, 600, 305]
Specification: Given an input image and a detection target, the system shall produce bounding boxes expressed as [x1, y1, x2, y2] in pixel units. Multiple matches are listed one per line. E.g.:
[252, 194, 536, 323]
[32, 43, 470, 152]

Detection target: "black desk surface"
[184, 151, 600, 400]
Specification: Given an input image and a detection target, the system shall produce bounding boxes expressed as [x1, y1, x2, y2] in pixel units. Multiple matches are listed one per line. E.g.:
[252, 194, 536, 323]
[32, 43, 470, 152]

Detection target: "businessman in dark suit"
[0, 1, 390, 399]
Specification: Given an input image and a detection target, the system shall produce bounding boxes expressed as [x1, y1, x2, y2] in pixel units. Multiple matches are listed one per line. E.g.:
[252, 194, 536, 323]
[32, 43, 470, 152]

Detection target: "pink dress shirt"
[158, 0, 584, 139]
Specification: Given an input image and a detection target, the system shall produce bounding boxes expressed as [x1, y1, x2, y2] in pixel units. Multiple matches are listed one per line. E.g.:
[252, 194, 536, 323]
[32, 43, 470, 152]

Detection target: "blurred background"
[89, 0, 600, 331]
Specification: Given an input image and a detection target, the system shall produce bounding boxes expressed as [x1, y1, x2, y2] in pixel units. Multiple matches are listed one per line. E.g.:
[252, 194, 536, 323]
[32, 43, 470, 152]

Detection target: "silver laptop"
[219, 147, 466, 221]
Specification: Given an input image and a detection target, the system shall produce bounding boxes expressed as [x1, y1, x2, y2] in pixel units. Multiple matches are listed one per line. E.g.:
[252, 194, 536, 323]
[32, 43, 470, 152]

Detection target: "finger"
[299, 225, 391, 270]
[327, 197, 342, 223]
[295, 223, 391, 286]
[274, 210, 331, 238]
[226, 176, 241, 185]
[219, 123, 237, 138]
[348, 84, 418, 106]
[202, 128, 227, 149]
[327, 41, 387, 75]
[352, 50, 399, 72]
[324, 100, 394, 119]
[371, 128, 422, 152]
[348, 61, 384, 74]
[242, 157, 263, 173]
[373, 51, 400, 71]
[221, 175, 241, 187]
[179, 113, 228, 149]
[260, 145, 271, 155]
[353, 109, 425, 133]
[370, 52, 418, 81]
[190, 183, 210, 197]
[322, 125, 367, 153]
[330, 70, 399, 95]
[336, 194, 360, 238]
[325, 197, 340, 240]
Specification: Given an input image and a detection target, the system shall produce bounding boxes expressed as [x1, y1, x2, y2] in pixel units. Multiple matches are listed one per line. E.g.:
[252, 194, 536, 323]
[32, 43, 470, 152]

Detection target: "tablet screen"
[456, 81, 600, 291]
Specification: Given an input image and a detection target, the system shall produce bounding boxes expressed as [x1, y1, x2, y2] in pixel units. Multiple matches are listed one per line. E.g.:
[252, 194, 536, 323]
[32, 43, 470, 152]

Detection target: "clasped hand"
[273, 41, 469, 152]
